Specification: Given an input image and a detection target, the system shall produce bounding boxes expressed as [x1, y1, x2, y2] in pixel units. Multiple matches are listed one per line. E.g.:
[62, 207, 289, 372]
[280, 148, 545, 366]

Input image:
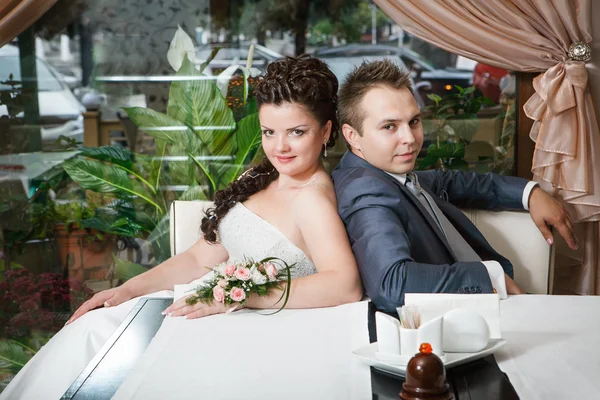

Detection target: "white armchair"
[169, 201, 555, 294]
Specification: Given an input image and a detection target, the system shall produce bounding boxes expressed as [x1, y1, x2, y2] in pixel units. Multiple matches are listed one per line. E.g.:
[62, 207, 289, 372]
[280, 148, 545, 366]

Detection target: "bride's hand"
[162, 295, 229, 319]
[66, 285, 136, 325]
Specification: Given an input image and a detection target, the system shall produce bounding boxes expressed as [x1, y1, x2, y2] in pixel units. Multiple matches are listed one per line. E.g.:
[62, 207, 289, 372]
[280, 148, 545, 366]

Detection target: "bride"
[1, 55, 362, 400]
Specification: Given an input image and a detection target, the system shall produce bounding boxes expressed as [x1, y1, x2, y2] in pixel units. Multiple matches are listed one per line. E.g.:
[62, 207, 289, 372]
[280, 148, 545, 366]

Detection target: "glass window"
[0, 0, 518, 389]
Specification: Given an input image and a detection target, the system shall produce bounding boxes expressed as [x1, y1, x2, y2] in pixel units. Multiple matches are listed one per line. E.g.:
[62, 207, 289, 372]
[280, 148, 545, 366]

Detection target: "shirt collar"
[384, 171, 408, 185]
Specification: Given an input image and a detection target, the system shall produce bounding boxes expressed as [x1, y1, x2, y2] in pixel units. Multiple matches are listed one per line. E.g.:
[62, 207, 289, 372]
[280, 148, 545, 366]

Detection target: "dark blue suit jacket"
[332, 151, 529, 314]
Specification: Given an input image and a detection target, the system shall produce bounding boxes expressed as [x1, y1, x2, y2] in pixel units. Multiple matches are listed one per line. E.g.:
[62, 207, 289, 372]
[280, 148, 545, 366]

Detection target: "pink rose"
[234, 267, 252, 281]
[224, 263, 236, 276]
[213, 286, 225, 302]
[218, 279, 228, 288]
[265, 263, 278, 280]
[229, 287, 246, 302]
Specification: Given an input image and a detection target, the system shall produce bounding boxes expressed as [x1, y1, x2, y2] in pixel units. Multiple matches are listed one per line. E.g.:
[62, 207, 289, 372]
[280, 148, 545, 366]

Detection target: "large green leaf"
[105, 200, 157, 232]
[179, 184, 208, 201]
[167, 140, 202, 186]
[80, 146, 134, 169]
[167, 57, 236, 154]
[426, 143, 465, 159]
[0, 340, 33, 375]
[124, 107, 192, 143]
[82, 213, 150, 237]
[149, 139, 167, 197]
[446, 117, 479, 142]
[63, 159, 163, 212]
[218, 112, 262, 184]
[196, 46, 222, 74]
[113, 256, 148, 281]
[80, 145, 155, 194]
[147, 215, 171, 263]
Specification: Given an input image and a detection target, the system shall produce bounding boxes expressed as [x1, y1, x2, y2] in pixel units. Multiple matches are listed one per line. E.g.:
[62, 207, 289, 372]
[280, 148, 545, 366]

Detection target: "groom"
[332, 60, 577, 314]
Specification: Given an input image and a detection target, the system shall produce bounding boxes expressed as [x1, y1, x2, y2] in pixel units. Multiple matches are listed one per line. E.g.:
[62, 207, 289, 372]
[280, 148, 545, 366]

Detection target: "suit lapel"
[337, 151, 456, 261]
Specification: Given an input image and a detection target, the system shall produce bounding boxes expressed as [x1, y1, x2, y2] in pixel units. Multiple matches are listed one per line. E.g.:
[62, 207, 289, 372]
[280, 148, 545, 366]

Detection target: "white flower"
[216, 44, 262, 101]
[213, 263, 225, 276]
[250, 267, 267, 285]
[167, 25, 197, 72]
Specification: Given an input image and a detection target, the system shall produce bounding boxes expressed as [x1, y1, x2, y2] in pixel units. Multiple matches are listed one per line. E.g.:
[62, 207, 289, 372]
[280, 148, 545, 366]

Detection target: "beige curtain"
[0, 0, 57, 47]
[375, 0, 600, 293]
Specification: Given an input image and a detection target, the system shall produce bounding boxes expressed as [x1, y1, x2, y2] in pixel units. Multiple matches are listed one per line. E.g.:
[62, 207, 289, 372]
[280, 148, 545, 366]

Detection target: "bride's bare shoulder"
[291, 172, 337, 213]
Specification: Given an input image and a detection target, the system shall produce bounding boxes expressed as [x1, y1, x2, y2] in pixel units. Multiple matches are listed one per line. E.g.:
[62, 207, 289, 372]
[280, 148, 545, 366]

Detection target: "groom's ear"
[342, 123, 361, 152]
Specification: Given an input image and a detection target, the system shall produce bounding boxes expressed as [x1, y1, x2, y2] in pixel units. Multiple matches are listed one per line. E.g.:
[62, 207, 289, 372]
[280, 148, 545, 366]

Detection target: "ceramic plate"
[352, 338, 506, 377]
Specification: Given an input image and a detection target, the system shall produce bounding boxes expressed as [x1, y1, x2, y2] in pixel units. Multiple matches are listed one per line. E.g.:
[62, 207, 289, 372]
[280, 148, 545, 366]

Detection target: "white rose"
[251, 268, 267, 285]
[213, 263, 225, 276]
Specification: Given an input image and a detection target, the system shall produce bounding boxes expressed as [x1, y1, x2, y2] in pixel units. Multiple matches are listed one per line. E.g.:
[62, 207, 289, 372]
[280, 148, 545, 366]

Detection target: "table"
[63, 296, 600, 400]
[495, 295, 600, 399]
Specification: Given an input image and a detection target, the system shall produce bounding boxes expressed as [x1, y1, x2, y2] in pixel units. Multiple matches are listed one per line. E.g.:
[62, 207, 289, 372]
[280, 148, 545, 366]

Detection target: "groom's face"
[344, 86, 423, 175]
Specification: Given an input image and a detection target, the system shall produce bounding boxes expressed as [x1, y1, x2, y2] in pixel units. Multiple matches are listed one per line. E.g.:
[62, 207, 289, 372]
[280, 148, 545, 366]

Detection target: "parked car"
[313, 44, 473, 98]
[195, 43, 283, 75]
[472, 63, 509, 104]
[315, 53, 429, 108]
[0, 45, 85, 143]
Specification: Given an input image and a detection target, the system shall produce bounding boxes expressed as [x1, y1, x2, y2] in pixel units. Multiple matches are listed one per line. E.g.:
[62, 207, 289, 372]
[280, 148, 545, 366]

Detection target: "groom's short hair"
[338, 59, 413, 136]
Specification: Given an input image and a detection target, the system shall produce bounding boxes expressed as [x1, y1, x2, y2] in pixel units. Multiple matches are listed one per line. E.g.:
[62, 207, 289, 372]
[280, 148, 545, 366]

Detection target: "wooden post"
[83, 110, 100, 147]
[515, 72, 538, 180]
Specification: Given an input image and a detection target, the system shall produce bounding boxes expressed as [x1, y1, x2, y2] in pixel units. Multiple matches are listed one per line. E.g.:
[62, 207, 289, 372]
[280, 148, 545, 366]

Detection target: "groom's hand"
[528, 186, 578, 250]
[505, 273, 525, 295]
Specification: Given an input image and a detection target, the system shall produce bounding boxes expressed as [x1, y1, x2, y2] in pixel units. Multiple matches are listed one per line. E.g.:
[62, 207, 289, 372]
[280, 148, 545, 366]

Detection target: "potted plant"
[419, 85, 494, 171]
[50, 200, 116, 282]
[60, 27, 264, 279]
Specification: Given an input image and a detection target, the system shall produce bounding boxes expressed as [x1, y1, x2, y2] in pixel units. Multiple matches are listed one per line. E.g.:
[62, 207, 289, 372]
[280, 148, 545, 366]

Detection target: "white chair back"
[461, 209, 555, 294]
[169, 200, 213, 257]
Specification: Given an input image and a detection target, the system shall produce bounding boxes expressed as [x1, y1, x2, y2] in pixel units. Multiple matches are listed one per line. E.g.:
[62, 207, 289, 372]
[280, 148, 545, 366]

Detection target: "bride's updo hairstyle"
[201, 54, 339, 243]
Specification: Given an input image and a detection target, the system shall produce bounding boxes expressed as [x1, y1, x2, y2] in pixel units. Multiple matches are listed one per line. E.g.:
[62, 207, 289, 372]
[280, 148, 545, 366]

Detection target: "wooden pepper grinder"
[400, 343, 454, 400]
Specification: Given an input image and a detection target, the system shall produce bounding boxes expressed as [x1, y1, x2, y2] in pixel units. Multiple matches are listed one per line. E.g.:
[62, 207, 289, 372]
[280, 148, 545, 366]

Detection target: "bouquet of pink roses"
[185, 257, 294, 314]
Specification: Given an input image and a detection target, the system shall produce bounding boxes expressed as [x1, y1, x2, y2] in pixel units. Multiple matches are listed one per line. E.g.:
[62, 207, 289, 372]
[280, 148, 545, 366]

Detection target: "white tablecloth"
[496, 295, 600, 400]
[111, 296, 600, 400]
[112, 301, 372, 400]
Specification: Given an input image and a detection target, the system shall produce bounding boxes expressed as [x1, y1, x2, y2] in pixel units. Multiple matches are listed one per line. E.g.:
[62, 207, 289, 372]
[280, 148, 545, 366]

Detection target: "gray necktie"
[405, 173, 481, 262]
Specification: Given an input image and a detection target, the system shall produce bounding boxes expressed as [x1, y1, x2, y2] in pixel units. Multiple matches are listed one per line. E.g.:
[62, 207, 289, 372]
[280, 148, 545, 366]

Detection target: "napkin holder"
[375, 312, 445, 365]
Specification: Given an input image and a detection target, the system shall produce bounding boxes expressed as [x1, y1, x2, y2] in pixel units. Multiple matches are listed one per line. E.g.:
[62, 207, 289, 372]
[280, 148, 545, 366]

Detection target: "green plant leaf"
[179, 184, 208, 201]
[427, 143, 465, 159]
[80, 146, 134, 169]
[124, 107, 192, 143]
[463, 86, 476, 95]
[219, 112, 262, 184]
[196, 47, 222, 74]
[446, 118, 479, 142]
[63, 159, 163, 213]
[113, 256, 148, 281]
[104, 200, 157, 232]
[481, 96, 495, 106]
[167, 57, 236, 154]
[417, 154, 439, 170]
[147, 215, 171, 263]
[0, 340, 33, 374]
[427, 93, 442, 105]
[150, 139, 167, 192]
[448, 158, 470, 171]
[190, 153, 217, 194]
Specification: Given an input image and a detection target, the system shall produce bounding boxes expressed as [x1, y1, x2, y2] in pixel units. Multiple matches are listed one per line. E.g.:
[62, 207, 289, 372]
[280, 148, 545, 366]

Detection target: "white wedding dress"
[1, 203, 318, 400]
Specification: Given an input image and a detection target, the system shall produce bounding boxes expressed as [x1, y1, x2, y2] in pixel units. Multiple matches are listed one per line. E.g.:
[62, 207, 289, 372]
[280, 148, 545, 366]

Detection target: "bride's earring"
[323, 143, 328, 158]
